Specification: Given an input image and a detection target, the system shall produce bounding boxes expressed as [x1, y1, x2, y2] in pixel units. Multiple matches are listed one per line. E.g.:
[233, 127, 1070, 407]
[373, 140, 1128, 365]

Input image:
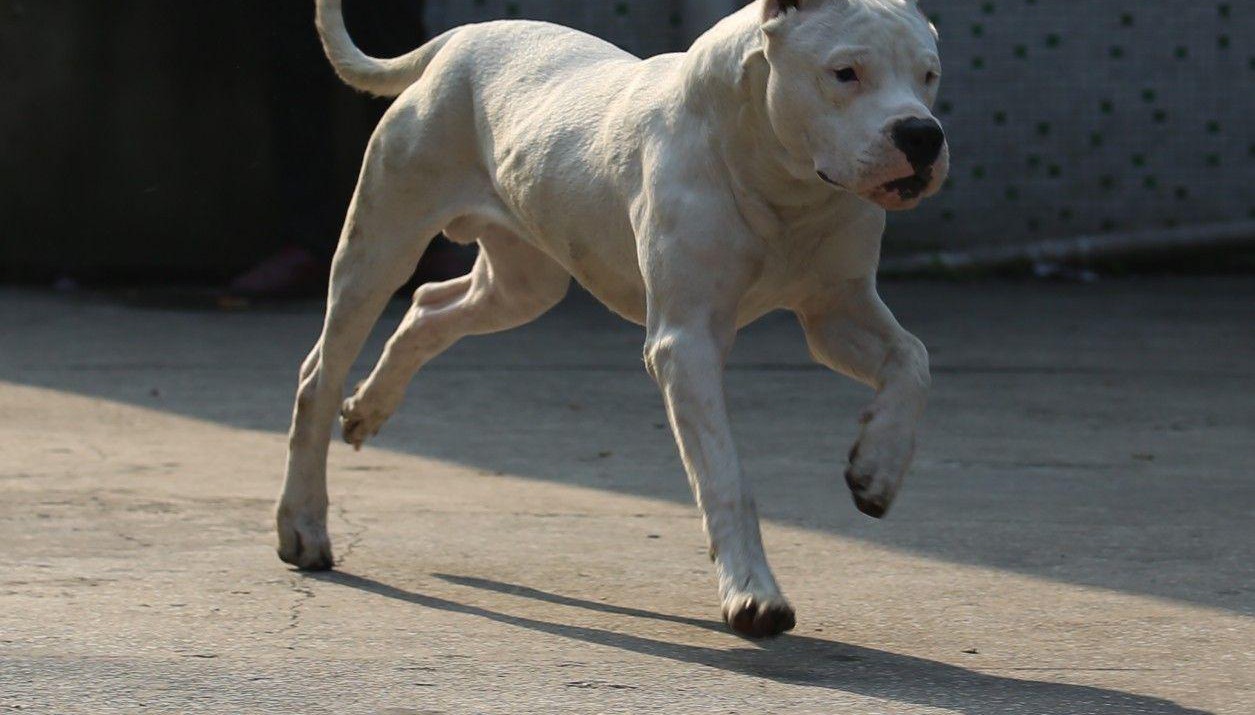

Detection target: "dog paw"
[845, 417, 915, 519]
[340, 389, 390, 450]
[844, 458, 892, 518]
[276, 511, 334, 571]
[723, 594, 796, 639]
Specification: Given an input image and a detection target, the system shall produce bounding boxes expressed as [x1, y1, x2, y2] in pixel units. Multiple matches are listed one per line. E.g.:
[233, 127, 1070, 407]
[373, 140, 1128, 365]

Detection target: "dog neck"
[678, 6, 866, 240]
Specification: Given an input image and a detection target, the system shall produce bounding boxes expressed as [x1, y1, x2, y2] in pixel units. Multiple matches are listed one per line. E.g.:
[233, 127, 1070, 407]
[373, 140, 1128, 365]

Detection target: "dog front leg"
[798, 278, 931, 518]
[644, 319, 795, 638]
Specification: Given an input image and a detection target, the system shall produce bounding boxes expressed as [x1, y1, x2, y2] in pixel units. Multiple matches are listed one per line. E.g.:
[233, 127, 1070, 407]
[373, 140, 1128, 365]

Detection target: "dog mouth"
[818, 169, 936, 204]
[878, 170, 932, 201]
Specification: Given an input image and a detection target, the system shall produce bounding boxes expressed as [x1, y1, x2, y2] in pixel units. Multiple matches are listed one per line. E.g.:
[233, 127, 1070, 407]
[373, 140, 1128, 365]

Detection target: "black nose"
[891, 117, 945, 169]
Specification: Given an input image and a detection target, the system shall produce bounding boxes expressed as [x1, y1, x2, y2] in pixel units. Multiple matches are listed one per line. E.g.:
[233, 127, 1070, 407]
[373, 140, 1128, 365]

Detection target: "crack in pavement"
[336, 499, 367, 567]
[281, 498, 368, 645]
[284, 578, 315, 644]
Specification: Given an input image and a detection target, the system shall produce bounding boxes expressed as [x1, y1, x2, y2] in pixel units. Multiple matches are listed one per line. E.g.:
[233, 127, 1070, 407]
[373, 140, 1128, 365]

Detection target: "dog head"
[758, 0, 948, 211]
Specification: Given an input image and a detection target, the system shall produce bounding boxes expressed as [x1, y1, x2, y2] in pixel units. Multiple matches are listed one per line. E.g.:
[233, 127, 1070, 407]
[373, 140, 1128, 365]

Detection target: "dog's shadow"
[309, 571, 1212, 715]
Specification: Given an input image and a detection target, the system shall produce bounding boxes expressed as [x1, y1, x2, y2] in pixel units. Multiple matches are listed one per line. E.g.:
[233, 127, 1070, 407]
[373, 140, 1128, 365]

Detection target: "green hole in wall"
[1059, 208, 1074, 222]
[1026, 155, 1042, 168]
[1153, 109, 1168, 123]
[1045, 34, 1061, 48]
[505, 2, 521, 17]
[981, 2, 995, 15]
[993, 111, 1008, 125]
[1120, 13, 1135, 27]
[1036, 122, 1052, 137]
[1014, 45, 1028, 59]
[614, 3, 630, 17]
[1100, 219, 1118, 232]
[1175, 187, 1190, 201]
[971, 24, 984, 37]
[1048, 165, 1061, 178]
[1005, 186, 1021, 201]
[1206, 121, 1221, 134]
[938, 101, 954, 115]
[1219, 4, 1231, 18]
[1205, 154, 1221, 167]
[1131, 154, 1146, 167]
[1175, 46, 1189, 60]
[1090, 133, 1104, 148]
[1110, 46, 1125, 59]
[972, 57, 986, 70]
[1100, 175, 1116, 190]
[1100, 100, 1114, 114]
[1143, 176, 1158, 190]
[1141, 89, 1156, 103]
[972, 166, 987, 180]
[1218, 35, 1230, 50]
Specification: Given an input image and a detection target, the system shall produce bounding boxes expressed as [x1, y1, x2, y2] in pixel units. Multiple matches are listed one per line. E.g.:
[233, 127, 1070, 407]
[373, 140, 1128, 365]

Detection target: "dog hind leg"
[341, 230, 571, 448]
[276, 151, 459, 570]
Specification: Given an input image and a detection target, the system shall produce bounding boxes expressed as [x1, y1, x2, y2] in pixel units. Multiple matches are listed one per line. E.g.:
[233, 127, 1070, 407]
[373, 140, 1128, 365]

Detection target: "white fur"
[278, 0, 943, 638]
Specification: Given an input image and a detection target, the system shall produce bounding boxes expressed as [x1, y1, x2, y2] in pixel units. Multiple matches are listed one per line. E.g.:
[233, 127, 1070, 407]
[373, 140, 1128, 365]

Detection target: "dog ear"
[906, 0, 940, 38]
[760, 0, 807, 21]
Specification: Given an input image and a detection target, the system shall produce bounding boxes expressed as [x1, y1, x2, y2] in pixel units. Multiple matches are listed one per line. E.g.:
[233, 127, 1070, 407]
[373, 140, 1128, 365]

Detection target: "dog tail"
[315, 0, 457, 97]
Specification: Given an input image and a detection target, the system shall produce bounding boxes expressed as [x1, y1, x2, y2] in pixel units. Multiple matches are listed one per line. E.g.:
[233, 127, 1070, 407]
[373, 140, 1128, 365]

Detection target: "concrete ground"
[1, 277, 1252, 714]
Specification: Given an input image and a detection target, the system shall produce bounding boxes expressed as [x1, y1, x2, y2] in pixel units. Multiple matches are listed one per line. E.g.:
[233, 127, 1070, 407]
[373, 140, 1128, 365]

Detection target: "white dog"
[278, 0, 947, 638]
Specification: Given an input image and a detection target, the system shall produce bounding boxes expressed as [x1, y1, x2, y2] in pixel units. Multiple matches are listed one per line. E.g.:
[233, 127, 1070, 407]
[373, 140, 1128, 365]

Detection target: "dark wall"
[0, 1, 424, 283]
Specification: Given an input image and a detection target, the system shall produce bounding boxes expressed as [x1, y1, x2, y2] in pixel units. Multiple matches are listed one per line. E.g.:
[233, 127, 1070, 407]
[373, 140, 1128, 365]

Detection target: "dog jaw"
[864, 173, 932, 211]
[855, 148, 949, 211]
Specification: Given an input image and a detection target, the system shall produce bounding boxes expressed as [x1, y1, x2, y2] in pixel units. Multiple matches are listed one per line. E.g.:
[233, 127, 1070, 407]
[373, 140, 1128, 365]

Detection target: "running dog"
[278, 0, 947, 638]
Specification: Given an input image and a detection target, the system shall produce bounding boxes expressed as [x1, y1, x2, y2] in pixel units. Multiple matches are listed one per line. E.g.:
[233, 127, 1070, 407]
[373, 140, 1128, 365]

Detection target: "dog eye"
[924, 71, 939, 85]
[834, 67, 859, 83]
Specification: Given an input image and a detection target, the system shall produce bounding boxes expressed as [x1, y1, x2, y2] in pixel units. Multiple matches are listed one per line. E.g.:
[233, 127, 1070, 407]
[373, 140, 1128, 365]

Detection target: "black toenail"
[853, 493, 889, 519]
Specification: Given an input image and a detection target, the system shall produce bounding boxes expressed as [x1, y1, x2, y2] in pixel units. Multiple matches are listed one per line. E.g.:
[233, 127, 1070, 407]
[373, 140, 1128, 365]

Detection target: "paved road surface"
[1, 278, 1252, 713]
